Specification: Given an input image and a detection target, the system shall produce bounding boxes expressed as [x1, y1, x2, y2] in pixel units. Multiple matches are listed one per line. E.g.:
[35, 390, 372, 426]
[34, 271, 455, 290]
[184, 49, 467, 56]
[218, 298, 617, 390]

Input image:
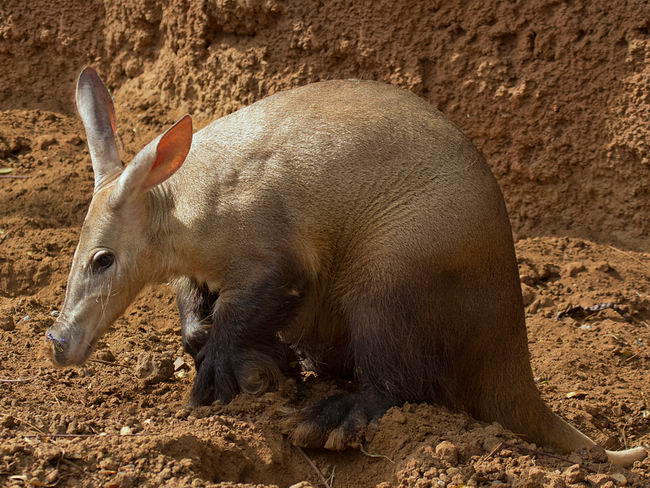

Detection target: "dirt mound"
[2, 0, 649, 250]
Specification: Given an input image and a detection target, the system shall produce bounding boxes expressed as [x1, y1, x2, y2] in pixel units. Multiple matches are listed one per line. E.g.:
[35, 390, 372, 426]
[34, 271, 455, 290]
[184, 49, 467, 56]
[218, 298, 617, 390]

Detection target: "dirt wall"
[1, 0, 648, 249]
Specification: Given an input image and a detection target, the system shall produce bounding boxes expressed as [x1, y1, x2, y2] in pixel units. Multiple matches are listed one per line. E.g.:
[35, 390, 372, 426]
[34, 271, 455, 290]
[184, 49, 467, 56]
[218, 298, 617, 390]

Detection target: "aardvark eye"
[91, 250, 115, 272]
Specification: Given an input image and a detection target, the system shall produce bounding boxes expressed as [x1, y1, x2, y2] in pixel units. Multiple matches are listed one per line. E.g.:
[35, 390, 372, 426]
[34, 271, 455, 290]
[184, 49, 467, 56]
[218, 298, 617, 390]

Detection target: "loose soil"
[1, 1, 649, 487]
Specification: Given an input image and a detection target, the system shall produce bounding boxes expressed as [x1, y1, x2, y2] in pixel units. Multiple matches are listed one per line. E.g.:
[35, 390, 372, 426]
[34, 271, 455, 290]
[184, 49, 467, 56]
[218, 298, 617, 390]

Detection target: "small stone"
[435, 440, 459, 465]
[173, 357, 189, 371]
[135, 353, 174, 385]
[174, 369, 188, 379]
[289, 482, 316, 488]
[120, 426, 133, 436]
[564, 464, 585, 484]
[610, 473, 627, 485]
[566, 391, 587, 399]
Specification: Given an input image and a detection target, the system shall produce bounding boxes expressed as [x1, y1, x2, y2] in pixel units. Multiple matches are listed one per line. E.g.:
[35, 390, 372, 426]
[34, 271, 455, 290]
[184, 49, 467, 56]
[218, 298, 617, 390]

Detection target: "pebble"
[173, 357, 189, 371]
[135, 353, 174, 385]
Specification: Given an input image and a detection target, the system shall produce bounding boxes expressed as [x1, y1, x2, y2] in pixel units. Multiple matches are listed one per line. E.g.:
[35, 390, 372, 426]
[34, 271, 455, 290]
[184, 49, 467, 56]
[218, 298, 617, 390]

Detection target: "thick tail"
[538, 407, 648, 466]
[471, 375, 648, 467]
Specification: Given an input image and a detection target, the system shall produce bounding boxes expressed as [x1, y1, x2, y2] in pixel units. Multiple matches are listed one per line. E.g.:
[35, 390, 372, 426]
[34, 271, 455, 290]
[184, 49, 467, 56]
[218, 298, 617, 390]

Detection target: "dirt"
[0, 1, 649, 487]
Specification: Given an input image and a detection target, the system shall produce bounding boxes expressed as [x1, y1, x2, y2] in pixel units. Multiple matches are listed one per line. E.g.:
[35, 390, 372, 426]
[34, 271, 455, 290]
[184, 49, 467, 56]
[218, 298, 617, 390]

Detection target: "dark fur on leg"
[191, 261, 309, 406]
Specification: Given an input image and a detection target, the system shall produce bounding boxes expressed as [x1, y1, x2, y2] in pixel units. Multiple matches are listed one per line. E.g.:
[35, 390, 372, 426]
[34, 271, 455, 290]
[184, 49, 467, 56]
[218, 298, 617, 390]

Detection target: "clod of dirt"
[95, 349, 116, 363]
[0, 314, 15, 331]
[135, 352, 174, 385]
[435, 440, 460, 466]
[1, 415, 17, 428]
[564, 464, 586, 484]
[563, 261, 587, 277]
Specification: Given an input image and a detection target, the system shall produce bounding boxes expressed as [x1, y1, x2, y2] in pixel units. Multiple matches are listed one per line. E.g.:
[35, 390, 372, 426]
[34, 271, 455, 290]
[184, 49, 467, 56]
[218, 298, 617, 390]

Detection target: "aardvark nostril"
[46, 331, 66, 353]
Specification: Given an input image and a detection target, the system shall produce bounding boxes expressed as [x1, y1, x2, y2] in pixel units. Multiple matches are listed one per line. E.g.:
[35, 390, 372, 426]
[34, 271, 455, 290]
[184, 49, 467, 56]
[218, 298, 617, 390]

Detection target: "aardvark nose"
[46, 330, 67, 353]
[45, 328, 74, 367]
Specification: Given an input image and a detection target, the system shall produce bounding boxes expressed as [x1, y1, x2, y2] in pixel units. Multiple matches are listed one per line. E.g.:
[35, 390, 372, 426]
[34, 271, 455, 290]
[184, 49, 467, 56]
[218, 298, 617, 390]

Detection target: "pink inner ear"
[144, 115, 193, 189]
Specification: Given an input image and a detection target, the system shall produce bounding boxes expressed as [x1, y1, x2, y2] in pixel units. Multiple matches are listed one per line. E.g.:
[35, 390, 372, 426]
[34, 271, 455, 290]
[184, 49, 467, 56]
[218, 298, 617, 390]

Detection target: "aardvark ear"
[114, 115, 193, 198]
[75, 67, 122, 190]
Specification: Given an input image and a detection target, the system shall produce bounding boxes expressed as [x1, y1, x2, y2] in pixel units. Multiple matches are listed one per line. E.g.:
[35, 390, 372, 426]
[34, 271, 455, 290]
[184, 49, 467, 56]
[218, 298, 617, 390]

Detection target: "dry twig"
[512, 445, 598, 473]
[486, 441, 504, 458]
[11, 415, 49, 436]
[88, 359, 129, 369]
[295, 446, 332, 488]
[0, 369, 42, 382]
[606, 245, 649, 268]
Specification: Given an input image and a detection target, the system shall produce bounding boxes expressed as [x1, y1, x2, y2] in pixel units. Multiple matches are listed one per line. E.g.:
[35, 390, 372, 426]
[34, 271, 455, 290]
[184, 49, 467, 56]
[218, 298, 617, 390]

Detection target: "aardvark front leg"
[190, 263, 308, 406]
